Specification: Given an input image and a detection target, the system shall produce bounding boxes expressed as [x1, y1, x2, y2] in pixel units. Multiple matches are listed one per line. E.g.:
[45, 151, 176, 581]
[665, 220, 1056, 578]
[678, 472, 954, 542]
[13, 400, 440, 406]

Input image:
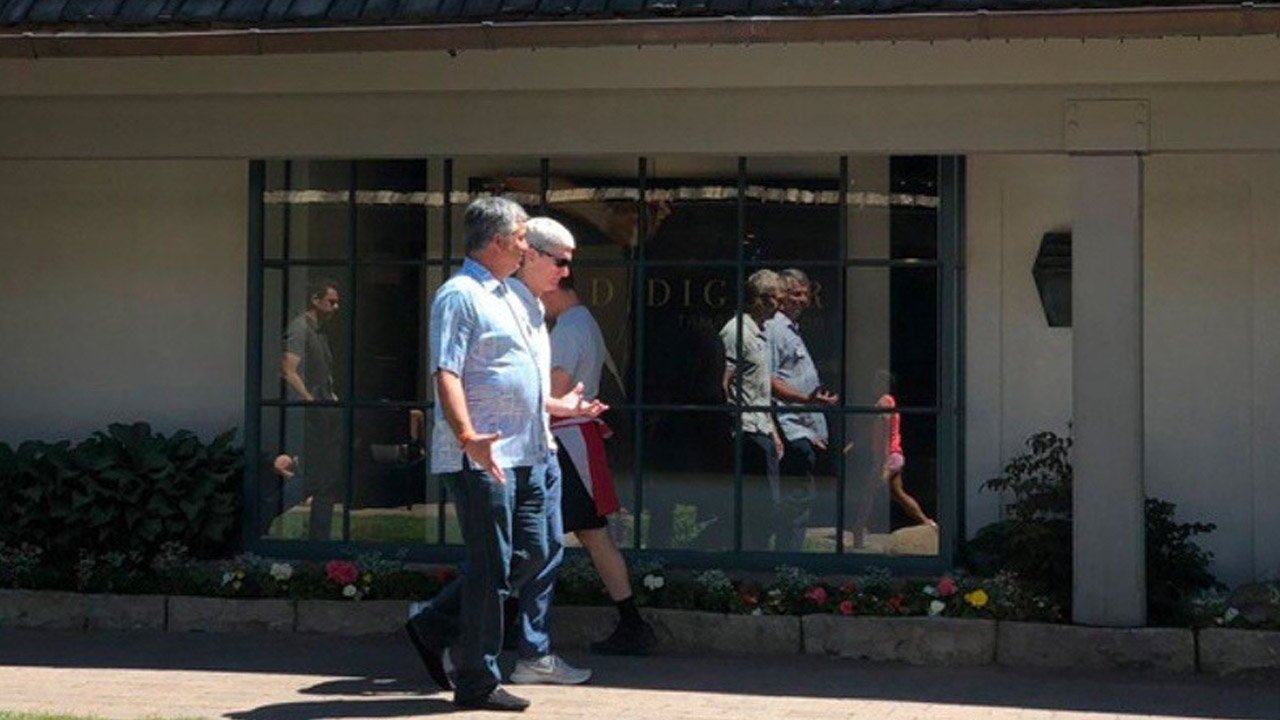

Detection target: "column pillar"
[1071, 154, 1146, 626]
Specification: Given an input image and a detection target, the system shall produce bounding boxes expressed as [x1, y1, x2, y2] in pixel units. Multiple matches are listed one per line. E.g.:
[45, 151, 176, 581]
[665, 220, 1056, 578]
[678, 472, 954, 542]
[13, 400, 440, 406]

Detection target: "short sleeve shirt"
[429, 258, 549, 473]
[763, 311, 829, 444]
[508, 278, 556, 449]
[719, 314, 774, 436]
[549, 305, 606, 400]
[283, 313, 336, 401]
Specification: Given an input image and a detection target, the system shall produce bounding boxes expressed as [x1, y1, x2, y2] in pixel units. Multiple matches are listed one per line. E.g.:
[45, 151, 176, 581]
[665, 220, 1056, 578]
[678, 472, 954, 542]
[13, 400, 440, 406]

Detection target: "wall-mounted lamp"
[1032, 231, 1072, 328]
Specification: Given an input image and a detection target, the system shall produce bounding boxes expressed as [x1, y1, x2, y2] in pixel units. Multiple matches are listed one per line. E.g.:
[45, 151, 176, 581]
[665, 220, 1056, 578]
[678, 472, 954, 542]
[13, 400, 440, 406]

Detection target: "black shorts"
[559, 445, 609, 533]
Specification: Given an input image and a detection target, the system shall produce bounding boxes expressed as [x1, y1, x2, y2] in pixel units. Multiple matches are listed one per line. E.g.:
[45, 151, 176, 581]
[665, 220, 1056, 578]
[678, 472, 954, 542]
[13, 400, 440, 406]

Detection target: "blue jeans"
[516, 454, 563, 659]
[418, 452, 560, 702]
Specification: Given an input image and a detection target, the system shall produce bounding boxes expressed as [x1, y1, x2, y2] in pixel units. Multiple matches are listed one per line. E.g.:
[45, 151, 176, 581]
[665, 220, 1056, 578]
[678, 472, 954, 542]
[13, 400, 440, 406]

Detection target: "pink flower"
[804, 586, 828, 605]
[325, 560, 359, 586]
[838, 599, 854, 616]
[937, 577, 958, 597]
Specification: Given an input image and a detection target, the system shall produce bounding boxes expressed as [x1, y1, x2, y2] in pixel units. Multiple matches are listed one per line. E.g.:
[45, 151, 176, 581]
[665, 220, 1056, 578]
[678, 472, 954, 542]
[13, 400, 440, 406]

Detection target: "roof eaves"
[1, 4, 1278, 58]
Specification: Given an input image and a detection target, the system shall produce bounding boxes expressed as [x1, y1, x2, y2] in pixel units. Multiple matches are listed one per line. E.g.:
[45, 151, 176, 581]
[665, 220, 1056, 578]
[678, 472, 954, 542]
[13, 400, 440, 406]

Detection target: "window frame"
[243, 155, 966, 574]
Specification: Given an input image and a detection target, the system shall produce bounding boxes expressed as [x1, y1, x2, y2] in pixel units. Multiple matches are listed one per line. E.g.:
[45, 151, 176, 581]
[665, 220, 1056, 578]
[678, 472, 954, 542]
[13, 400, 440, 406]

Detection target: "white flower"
[269, 562, 294, 582]
[642, 574, 665, 591]
[343, 584, 359, 598]
[1223, 607, 1240, 623]
[923, 585, 938, 597]
[751, 608, 763, 616]
[221, 571, 235, 586]
[928, 600, 946, 617]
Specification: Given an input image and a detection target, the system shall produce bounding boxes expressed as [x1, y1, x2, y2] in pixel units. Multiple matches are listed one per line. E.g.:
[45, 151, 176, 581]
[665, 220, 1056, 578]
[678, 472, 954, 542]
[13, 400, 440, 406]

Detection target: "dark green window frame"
[243, 156, 965, 574]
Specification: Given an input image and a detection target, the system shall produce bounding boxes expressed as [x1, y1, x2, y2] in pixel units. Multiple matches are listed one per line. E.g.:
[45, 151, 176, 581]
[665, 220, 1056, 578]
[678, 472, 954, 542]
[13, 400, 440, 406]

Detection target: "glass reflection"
[354, 265, 441, 402]
[745, 156, 841, 262]
[641, 410, 734, 551]
[844, 267, 938, 408]
[355, 160, 427, 261]
[260, 407, 346, 541]
[350, 408, 434, 543]
[844, 412, 938, 556]
[642, 265, 735, 406]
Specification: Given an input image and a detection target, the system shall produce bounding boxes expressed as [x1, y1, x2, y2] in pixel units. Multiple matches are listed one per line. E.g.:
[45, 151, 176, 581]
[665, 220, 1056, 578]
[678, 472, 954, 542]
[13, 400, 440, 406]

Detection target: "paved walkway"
[1, 629, 1277, 720]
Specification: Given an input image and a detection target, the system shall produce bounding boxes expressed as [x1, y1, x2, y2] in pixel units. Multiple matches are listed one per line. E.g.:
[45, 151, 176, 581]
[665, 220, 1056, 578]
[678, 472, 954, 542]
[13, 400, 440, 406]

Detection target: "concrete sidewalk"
[0, 629, 1276, 720]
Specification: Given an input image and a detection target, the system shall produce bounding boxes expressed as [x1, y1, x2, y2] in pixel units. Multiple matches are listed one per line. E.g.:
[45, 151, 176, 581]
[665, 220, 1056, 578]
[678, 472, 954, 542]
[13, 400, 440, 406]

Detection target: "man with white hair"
[720, 269, 788, 551]
[502, 216, 597, 685]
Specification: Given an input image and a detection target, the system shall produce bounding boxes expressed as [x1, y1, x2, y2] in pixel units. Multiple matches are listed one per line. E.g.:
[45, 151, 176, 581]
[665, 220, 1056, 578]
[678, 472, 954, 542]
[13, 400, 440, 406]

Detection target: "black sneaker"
[404, 616, 452, 691]
[455, 685, 530, 712]
[589, 620, 658, 655]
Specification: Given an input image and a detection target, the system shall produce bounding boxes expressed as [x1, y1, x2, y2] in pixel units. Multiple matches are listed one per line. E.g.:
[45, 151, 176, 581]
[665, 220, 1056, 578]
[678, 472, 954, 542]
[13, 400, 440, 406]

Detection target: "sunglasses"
[533, 246, 572, 268]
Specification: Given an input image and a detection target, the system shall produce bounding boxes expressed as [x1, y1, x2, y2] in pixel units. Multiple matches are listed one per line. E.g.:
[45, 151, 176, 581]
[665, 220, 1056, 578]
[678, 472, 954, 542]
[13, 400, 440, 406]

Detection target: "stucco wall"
[0, 160, 247, 443]
[966, 153, 1280, 585]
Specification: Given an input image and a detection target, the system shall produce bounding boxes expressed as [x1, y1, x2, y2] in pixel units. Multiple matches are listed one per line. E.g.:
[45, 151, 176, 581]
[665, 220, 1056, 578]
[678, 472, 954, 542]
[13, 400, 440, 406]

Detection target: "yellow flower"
[964, 589, 989, 609]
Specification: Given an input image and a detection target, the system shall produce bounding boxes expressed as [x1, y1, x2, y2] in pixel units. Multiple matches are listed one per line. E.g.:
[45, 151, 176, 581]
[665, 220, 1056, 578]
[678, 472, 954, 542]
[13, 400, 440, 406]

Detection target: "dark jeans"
[303, 409, 342, 540]
[420, 457, 555, 703]
[775, 437, 818, 552]
[741, 432, 781, 552]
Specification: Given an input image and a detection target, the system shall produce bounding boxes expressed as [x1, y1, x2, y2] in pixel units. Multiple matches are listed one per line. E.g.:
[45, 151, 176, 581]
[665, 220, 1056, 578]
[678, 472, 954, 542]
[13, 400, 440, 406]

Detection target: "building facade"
[4, 4, 1280, 625]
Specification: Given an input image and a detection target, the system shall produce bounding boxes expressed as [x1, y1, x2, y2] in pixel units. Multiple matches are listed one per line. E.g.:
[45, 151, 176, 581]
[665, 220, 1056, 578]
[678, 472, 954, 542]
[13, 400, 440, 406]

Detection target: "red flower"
[804, 586, 828, 605]
[433, 566, 457, 584]
[838, 600, 854, 616]
[887, 594, 905, 612]
[840, 582, 858, 596]
[325, 560, 359, 586]
[741, 592, 758, 608]
[937, 576, 958, 597]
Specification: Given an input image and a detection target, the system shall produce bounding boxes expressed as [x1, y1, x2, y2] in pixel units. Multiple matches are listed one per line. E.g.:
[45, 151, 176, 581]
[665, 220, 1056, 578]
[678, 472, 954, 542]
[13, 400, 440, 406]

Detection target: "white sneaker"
[509, 654, 592, 685]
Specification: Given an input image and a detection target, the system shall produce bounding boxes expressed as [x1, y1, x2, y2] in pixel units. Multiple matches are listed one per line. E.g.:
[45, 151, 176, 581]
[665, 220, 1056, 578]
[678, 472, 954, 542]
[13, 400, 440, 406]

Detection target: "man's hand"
[271, 454, 296, 479]
[549, 382, 608, 419]
[810, 389, 839, 406]
[812, 438, 828, 451]
[462, 431, 505, 484]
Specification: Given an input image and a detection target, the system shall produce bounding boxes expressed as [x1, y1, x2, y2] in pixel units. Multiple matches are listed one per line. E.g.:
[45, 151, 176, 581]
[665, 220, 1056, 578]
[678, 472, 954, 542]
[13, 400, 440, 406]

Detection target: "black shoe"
[590, 620, 658, 655]
[455, 685, 530, 712]
[404, 617, 452, 691]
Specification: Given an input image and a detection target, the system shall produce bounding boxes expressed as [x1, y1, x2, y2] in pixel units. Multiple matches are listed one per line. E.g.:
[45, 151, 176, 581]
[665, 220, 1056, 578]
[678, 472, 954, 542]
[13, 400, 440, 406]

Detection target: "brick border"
[2, 590, 1276, 674]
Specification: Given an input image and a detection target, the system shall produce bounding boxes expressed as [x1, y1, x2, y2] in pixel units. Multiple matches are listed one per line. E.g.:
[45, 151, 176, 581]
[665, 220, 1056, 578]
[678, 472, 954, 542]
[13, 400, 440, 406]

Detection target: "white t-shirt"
[550, 304, 607, 399]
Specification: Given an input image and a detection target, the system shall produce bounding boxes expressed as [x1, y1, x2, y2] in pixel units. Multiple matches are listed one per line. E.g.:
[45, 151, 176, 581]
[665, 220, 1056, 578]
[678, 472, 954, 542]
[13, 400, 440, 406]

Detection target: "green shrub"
[962, 429, 1221, 624]
[0, 422, 242, 569]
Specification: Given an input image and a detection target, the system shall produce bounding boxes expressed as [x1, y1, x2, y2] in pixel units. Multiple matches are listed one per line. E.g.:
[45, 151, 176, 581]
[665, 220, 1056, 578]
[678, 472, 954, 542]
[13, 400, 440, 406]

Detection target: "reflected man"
[764, 269, 838, 552]
[719, 269, 786, 551]
[280, 278, 341, 540]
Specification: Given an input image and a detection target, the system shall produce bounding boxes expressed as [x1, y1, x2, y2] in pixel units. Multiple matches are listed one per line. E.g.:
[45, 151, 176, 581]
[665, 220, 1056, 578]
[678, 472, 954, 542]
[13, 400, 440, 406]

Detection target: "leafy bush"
[962, 429, 1221, 624]
[0, 423, 242, 569]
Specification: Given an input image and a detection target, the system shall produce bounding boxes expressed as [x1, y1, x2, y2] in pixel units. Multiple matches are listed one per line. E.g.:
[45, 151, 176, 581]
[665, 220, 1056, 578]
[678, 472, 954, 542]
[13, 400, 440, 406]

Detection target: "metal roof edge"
[1, 5, 1278, 59]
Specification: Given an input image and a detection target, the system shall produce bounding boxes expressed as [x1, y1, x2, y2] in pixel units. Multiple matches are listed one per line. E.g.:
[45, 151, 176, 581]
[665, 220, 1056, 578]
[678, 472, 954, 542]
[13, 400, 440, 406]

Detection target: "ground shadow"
[226, 697, 455, 720]
[2, 629, 1277, 719]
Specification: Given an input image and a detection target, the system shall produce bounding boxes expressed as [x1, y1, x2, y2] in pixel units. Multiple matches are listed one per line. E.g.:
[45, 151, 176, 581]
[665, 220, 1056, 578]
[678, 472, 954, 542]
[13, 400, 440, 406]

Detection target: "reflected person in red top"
[851, 370, 936, 549]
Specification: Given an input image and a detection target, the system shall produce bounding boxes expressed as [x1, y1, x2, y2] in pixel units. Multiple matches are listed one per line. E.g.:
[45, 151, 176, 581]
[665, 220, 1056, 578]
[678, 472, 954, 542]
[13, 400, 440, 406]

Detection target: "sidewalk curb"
[2, 589, 1276, 674]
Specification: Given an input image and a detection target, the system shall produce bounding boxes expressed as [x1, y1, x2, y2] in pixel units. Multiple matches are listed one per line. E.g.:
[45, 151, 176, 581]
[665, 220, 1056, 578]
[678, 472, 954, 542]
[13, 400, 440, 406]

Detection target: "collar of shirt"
[460, 256, 507, 294]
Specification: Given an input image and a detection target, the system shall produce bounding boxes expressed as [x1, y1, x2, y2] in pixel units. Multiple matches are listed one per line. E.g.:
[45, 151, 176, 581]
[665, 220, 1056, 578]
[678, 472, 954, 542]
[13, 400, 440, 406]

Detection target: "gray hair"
[745, 268, 785, 305]
[526, 217, 577, 254]
[778, 268, 811, 289]
[464, 196, 529, 254]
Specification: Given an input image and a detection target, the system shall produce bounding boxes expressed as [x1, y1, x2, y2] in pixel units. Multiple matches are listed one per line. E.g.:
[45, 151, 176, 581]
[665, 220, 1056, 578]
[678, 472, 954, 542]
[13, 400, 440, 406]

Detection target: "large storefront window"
[246, 155, 961, 569]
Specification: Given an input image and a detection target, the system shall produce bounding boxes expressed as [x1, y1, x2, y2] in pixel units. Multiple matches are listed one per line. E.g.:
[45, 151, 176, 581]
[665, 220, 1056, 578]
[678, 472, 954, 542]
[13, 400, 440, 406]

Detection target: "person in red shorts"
[543, 275, 658, 655]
